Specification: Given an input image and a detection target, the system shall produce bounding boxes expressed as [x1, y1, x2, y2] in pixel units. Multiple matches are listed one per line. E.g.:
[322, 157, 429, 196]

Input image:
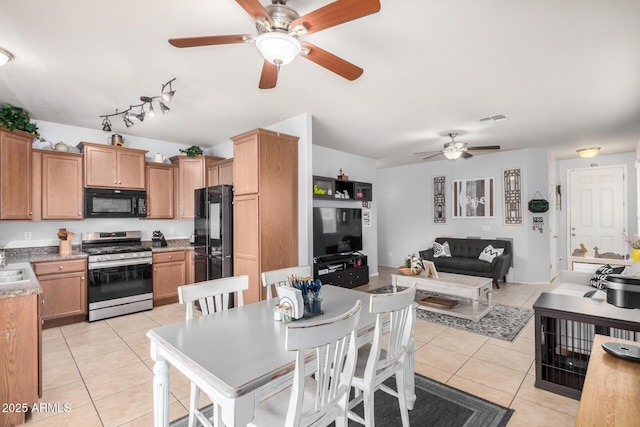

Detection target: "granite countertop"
[143, 238, 195, 253]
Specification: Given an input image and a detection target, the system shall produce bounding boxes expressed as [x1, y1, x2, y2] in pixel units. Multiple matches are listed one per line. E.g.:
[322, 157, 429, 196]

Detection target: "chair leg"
[363, 388, 375, 427]
[395, 369, 410, 427]
[188, 382, 200, 427]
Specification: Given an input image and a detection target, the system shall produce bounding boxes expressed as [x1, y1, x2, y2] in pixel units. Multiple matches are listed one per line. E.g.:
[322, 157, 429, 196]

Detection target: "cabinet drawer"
[153, 250, 186, 264]
[33, 258, 86, 275]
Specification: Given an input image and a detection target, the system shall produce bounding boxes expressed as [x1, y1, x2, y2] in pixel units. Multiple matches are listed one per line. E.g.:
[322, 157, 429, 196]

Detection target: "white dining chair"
[261, 265, 313, 299]
[347, 283, 417, 427]
[248, 300, 362, 427]
[178, 275, 249, 427]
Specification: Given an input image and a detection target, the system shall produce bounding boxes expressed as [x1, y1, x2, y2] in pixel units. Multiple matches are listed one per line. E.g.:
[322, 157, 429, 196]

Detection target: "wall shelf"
[313, 175, 372, 202]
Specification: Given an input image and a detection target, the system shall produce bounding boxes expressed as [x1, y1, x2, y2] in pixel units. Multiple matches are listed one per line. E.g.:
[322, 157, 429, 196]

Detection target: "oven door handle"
[88, 258, 152, 270]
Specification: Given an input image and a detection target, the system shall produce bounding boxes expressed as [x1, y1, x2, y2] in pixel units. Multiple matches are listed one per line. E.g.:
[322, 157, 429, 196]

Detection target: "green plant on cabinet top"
[0, 103, 42, 139]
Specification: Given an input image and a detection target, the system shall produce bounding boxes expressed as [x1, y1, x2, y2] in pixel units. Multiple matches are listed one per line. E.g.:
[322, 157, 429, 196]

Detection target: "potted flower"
[179, 145, 203, 157]
[399, 253, 423, 276]
[622, 232, 640, 262]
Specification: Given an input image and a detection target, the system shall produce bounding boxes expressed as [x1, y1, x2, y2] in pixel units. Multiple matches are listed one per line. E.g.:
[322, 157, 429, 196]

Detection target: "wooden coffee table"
[392, 272, 492, 322]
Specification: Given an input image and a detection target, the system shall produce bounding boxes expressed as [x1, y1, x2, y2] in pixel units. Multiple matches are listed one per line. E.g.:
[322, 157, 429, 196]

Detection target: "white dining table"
[147, 285, 417, 427]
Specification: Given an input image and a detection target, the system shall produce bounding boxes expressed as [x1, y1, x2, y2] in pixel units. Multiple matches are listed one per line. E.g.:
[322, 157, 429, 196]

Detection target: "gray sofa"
[420, 237, 512, 288]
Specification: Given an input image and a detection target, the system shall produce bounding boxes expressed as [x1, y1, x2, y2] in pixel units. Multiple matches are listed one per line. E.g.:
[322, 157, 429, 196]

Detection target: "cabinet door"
[153, 260, 186, 304]
[42, 153, 83, 219]
[146, 164, 176, 219]
[219, 160, 233, 185]
[207, 165, 220, 186]
[233, 194, 261, 303]
[232, 136, 259, 195]
[84, 144, 117, 187]
[117, 150, 146, 189]
[178, 158, 205, 219]
[39, 272, 87, 322]
[0, 129, 32, 219]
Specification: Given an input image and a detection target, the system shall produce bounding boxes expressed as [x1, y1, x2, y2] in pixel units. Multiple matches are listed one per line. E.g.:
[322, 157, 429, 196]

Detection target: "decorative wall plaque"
[503, 168, 522, 224]
[452, 177, 495, 218]
[433, 176, 446, 223]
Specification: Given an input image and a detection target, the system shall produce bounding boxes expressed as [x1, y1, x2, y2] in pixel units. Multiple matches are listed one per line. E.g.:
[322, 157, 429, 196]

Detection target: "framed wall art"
[433, 176, 446, 223]
[503, 168, 523, 225]
[452, 177, 495, 218]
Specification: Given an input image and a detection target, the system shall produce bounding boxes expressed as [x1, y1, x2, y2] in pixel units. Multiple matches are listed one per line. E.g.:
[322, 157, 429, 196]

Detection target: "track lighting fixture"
[98, 78, 176, 131]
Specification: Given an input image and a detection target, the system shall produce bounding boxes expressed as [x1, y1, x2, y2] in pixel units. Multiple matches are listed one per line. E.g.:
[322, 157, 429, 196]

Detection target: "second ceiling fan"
[415, 133, 501, 161]
[169, 0, 381, 89]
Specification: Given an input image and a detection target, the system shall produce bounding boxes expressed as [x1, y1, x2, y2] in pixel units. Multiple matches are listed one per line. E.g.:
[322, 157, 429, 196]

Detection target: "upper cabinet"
[145, 162, 177, 219]
[0, 127, 33, 220]
[32, 149, 84, 221]
[79, 141, 147, 189]
[170, 155, 224, 220]
[312, 175, 373, 202]
[207, 158, 233, 186]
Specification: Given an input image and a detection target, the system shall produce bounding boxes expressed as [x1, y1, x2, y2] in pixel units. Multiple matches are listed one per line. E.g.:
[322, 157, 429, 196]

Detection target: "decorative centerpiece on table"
[622, 232, 640, 262]
[399, 253, 423, 276]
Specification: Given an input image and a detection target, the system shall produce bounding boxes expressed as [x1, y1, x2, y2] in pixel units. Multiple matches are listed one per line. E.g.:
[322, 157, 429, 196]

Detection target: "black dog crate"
[533, 293, 640, 400]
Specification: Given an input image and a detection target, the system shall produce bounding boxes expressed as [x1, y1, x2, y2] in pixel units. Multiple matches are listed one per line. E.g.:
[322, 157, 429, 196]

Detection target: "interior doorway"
[568, 165, 627, 260]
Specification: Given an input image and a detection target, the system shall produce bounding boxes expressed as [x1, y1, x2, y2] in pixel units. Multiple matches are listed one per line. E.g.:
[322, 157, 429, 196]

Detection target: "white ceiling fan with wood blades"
[168, 0, 381, 89]
[414, 132, 501, 161]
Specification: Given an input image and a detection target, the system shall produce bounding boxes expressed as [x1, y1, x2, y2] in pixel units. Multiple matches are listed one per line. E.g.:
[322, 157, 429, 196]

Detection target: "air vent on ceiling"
[478, 114, 509, 123]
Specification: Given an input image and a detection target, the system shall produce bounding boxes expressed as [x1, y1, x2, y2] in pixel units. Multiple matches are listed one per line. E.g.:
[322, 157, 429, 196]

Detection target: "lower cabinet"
[32, 258, 87, 328]
[0, 294, 40, 427]
[153, 250, 186, 306]
[313, 254, 369, 289]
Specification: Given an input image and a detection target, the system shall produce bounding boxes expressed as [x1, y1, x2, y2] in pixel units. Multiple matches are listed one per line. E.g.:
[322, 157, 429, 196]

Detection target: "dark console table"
[533, 292, 640, 399]
[313, 253, 368, 289]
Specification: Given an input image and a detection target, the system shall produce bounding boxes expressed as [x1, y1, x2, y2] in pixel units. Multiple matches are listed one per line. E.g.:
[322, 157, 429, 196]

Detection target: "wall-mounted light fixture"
[0, 47, 14, 67]
[577, 147, 600, 158]
[99, 78, 176, 131]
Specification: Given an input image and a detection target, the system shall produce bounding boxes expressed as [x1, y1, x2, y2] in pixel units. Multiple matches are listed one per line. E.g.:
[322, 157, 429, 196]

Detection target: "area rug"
[370, 285, 533, 342]
[169, 374, 513, 427]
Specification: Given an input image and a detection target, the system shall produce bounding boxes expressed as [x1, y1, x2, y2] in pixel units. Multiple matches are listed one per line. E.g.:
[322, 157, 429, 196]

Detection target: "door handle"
[571, 233, 576, 237]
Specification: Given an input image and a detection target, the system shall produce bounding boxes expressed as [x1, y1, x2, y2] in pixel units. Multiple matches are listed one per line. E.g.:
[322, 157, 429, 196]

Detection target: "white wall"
[377, 148, 550, 283]
[312, 146, 378, 276]
[557, 152, 638, 269]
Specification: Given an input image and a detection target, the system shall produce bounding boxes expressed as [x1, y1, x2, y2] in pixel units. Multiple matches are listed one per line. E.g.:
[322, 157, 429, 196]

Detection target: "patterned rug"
[370, 285, 533, 342]
[169, 374, 513, 427]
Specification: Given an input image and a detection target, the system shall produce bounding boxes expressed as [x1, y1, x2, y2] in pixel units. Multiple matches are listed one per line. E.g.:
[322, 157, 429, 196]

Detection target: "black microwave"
[85, 188, 147, 218]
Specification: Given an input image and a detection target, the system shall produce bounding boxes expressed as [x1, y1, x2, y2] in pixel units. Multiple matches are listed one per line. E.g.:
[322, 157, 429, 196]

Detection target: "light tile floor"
[25, 267, 578, 426]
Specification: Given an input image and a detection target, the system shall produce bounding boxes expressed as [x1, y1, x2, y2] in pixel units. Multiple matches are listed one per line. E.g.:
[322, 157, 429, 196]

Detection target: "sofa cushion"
[434, 256, 493, 274]
[478, 244, 504, 263]
[623, 263, 640, 277]
[433, 241, 452, 258]
[589, 264, 626, 289]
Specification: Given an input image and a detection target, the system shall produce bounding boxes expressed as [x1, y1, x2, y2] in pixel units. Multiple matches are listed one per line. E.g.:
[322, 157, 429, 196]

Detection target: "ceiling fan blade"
[291, 0, 381, 35]
[169, 35, 249, 48]
[423, 152, 443, 161]
[258, 60, 278, 89]
[467, 145, 501, 151]
[300, 42, 363, 80]
[413, 150, 440, 156]
[236, 0, 274, 26]
[461, 151, 473, 159]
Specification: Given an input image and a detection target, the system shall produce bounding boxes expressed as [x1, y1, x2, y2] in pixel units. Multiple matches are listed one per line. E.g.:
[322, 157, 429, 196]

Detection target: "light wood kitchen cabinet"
[0, 294, 40, 427]
[32, 258, 87, 328]
[170, 155, 223, 219]
[31, 149, 84, 221]
[153, 250, 187, 306]
[0, 127, 33, 220]
[145, 162, 177, 219]
[186, 249, 195, 285]
[207, 158, 233, 186]
[231, 128, 298, 304]
[79, 141, 147, 189]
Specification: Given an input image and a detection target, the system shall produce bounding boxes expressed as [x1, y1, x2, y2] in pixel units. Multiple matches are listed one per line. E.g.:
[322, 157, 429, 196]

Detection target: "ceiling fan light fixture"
[443, 150, 463, 160]
[577, 147, 600, 158]
[0, 47, 14, 67]
[256, 32, 301, 65]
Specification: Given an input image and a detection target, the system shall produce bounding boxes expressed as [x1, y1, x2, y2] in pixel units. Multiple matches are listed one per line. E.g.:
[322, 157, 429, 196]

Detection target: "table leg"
[472, 296, 479, 323]
[392, 274, 398, 292]
[220, 393, 255, 427]
[151, 348, 170, 427]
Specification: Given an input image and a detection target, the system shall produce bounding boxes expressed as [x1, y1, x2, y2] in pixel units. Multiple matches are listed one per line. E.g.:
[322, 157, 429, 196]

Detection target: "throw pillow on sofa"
[590, 264, 626, 289]
[433, 241, 452, 258]
[478, 244, 504, 263]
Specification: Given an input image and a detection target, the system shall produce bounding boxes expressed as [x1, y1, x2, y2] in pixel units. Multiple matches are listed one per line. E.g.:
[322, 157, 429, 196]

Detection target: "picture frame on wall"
[452, 177, 495, 218]
[503, 168, 523, 225]
[433, 176, 446, 223]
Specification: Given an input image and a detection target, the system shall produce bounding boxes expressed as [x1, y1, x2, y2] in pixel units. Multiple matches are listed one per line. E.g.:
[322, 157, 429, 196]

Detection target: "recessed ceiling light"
[0, 47, 14, 67]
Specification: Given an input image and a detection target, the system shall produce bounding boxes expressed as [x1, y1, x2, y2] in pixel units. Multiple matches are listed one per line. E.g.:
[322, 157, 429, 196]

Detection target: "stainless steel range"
[82, 231, 153, 322]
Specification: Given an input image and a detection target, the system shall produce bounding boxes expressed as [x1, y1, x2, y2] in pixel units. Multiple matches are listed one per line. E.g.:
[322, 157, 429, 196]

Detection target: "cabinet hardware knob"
[81, 277, 85, 280]
[114, 181, 117, 184]
[41, 320, 44, 325]
[154, 268, 157, 272]
[41, 299, 44, 305]
[59, 266, 64, 270]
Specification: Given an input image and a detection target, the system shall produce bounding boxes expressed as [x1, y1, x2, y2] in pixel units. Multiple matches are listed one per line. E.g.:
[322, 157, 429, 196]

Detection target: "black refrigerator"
[194, 185, 233, 282]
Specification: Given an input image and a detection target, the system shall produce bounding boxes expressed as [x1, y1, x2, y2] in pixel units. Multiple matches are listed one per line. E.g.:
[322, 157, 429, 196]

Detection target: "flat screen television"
[313, 207, 362, 256]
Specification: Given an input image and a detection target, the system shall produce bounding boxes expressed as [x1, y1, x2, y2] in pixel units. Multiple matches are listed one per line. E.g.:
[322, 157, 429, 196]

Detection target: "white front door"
[568, 165, 627, 259]
[548, 183, 558, 278]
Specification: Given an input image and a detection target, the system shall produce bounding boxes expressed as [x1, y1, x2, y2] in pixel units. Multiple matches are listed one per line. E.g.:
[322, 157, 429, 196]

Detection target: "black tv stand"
[314, 253, 369, 289]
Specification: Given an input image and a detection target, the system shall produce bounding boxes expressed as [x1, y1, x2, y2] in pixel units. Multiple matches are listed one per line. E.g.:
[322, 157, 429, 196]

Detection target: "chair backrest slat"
[178, 276, 249, 320]
[261, 266, 313, 299]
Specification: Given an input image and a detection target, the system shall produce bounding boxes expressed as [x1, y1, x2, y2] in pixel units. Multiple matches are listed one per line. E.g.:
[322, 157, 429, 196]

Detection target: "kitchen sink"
[0, 268, 28, 284]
